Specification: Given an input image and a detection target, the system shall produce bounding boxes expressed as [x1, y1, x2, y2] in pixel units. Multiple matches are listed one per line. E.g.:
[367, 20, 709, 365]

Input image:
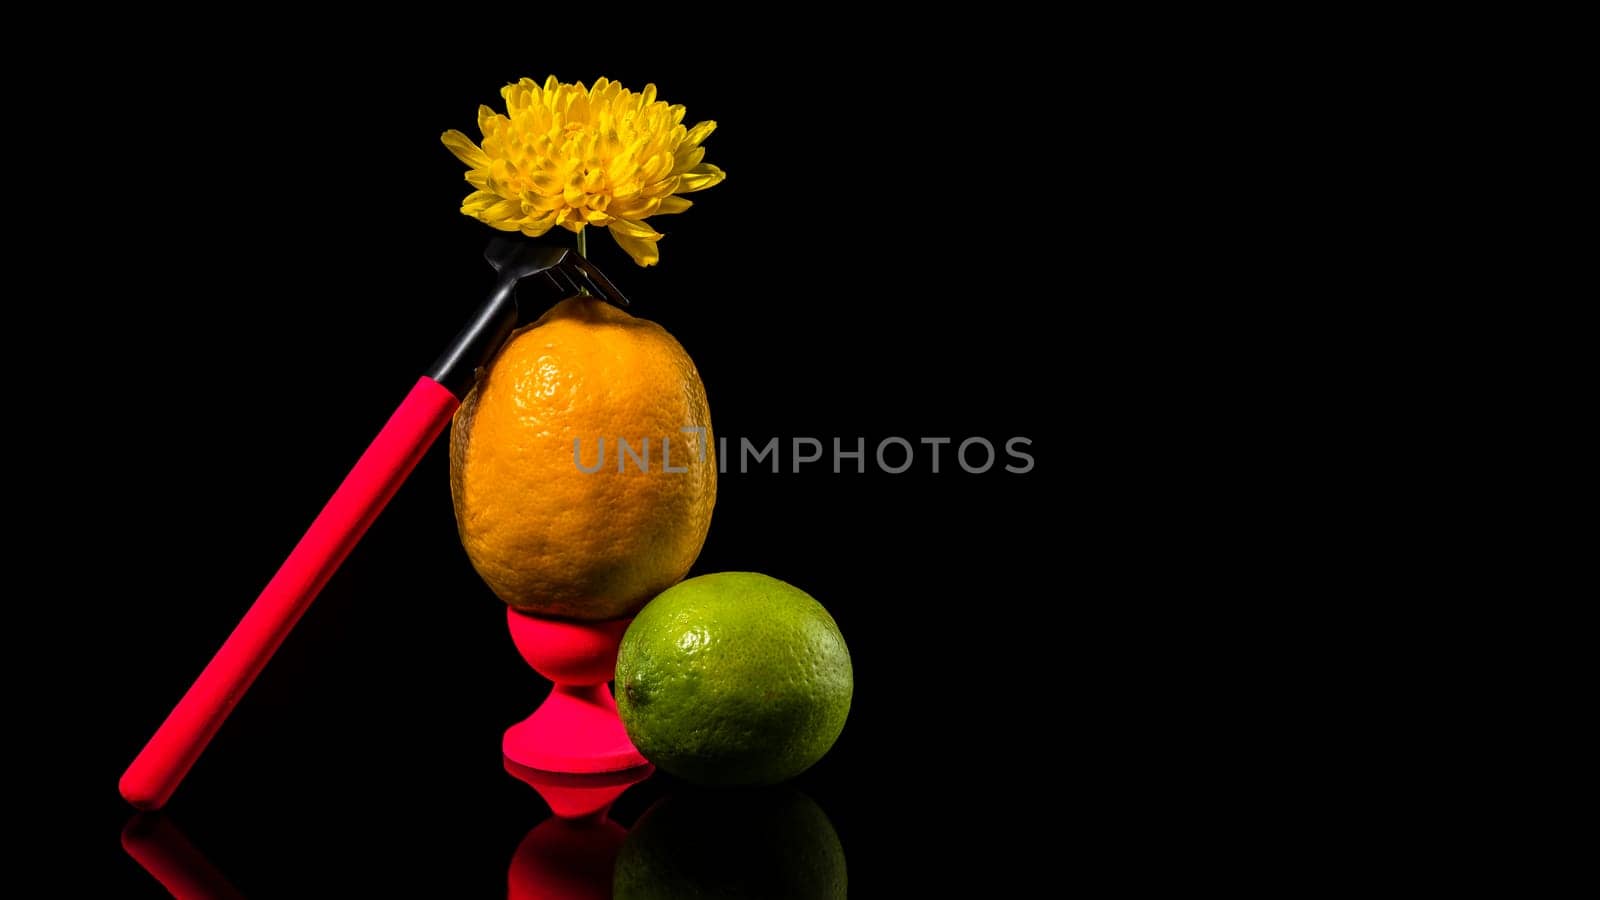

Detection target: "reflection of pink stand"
[504, 762, 650, 898]
[503, 609, 648, 774]
[504, 763, 653, 900]
[504, 758, 653, 820]
[507, 815, 627, 900]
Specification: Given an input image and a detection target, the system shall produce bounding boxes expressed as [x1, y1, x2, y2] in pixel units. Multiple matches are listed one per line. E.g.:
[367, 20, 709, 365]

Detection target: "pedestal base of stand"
[503, 683, 647, 773]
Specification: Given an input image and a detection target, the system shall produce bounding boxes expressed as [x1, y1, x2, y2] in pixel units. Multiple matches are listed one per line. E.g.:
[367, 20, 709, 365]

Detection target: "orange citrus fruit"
[449, 297, 715, 619]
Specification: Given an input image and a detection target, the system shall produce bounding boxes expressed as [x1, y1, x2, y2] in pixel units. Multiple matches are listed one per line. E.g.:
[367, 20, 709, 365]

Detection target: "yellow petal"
[441, 130, 488, 168]
[609, 146, 643, 183]
[684, 120, 717, 146]
[503, 81, 532, 111]
[519, 213, 557, 237]
[642, 176, 682, 198]
[610, 221, 660, 267]
[528, 170, 562, 194]
[639, 151, 672, 183]
[672, 145, 706, 175]
[566, 88, 590, 125]
[483, 198, 523, 221]
[476, 105, 502, 135]
[611, 217, 661, 241]
[677, 164, 726, 192]
[460, 190, 501, 213]
[523, 190, 561, 212]
[656, 195, 693, 214]
[465, 170, 490, 190]
[609, 195, 661, 218]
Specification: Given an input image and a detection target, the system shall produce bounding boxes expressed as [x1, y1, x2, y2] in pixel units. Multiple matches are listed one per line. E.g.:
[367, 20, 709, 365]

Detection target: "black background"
[46, 36, 1081, 896]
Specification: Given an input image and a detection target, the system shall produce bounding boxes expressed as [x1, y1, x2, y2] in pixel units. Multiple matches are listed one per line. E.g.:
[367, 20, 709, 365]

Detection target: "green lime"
[613, 788, 847, 900]
[615, 572, 853, 786]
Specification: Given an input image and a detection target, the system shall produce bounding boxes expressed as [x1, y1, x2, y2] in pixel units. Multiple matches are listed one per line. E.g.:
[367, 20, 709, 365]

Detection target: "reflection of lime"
[613, 789, 847, 900]
[615, 572, 852, 785]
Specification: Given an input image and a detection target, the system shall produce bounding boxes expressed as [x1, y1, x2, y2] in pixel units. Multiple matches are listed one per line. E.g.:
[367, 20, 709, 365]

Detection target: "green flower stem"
[576, 228, 591, 295]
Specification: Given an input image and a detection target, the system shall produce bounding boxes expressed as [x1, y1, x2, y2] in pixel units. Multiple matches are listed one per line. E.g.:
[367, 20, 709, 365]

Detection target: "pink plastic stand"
[503, 609, 648, 774]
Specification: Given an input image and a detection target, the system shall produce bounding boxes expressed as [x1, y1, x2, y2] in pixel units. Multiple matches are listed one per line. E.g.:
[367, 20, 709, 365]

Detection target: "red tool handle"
[119, 376, 460, 809]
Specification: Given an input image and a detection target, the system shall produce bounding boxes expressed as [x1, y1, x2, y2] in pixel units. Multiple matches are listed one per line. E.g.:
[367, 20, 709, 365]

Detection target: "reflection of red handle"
[120, 376, 459, 809]
[122, 814, 245, 900]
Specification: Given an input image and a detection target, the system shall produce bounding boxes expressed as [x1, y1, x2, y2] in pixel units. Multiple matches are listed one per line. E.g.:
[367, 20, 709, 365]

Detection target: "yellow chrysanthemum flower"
[442, 75, 725, 267]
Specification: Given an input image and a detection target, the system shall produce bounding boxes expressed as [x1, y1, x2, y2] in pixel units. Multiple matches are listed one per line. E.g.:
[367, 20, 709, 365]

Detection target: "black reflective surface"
[120, 777, 853, 898]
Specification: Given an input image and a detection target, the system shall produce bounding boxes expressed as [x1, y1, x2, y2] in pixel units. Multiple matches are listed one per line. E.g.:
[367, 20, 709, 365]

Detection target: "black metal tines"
[484, 237, 630, 309]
